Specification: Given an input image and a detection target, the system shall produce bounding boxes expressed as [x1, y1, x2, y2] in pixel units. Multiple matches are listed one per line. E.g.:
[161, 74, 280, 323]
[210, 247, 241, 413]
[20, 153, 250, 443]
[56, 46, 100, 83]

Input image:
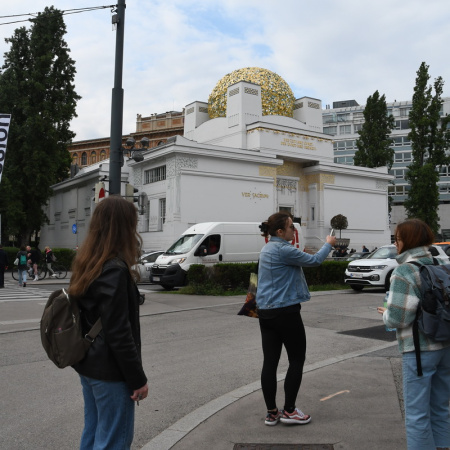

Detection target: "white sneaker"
[51, 274, 57, 278]
[34, 277, 39, 281]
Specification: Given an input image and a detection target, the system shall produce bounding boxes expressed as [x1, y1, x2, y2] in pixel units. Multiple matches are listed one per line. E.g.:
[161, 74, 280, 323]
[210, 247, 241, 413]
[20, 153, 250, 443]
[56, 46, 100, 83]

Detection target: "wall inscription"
[280, 137, 316, 150]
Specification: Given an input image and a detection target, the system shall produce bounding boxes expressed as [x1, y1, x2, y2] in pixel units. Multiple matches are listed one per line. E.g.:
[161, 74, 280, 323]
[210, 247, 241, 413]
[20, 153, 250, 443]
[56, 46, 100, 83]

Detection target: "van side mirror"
[195, 245, 208, 257]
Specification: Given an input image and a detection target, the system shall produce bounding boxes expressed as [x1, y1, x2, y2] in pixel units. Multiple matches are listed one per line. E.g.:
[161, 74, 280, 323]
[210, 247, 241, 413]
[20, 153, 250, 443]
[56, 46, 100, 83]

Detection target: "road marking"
[320, 390, 350, 401]
[0, 318, 40, 325]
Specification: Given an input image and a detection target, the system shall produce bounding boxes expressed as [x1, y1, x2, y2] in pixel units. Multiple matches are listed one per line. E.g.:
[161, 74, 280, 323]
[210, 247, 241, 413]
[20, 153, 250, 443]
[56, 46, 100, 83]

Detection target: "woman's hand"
[377, 307, 386, 315]
[131, 383, 149, 403]
[326, 235, 337, 246]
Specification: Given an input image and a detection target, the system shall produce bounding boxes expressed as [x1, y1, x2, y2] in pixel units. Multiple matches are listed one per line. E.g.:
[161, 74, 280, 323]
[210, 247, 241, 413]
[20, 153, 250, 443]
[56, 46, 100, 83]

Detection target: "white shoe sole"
[280, 416, 311, 425]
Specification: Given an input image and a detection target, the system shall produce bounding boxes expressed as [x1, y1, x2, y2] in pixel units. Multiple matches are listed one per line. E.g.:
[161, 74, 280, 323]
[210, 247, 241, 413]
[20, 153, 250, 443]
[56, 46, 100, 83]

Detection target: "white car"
[137, 251, 164, 281]
[344, 244, 449, 292]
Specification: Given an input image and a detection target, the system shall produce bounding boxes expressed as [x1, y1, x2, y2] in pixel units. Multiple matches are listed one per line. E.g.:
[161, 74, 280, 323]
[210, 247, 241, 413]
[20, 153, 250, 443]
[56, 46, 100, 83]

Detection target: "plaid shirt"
[383, 246, 450, 353]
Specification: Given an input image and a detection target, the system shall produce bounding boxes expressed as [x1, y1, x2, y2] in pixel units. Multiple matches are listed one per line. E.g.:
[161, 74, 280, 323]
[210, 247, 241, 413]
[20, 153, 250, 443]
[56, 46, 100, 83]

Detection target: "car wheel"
[162, 284, 174, 291]
[384, 270, 394, 292]
[350, 285, 364, 291]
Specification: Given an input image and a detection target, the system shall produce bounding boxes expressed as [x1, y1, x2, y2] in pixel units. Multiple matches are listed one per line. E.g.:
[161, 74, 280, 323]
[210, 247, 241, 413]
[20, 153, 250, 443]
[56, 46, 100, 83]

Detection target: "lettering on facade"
[242, 192, 269, 199]
[0, 114, 12, 182]
[280, 137, 316, 150]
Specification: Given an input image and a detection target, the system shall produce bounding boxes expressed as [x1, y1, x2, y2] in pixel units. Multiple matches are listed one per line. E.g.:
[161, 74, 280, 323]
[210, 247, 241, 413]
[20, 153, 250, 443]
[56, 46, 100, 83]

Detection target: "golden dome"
[208, 67, 295, 119]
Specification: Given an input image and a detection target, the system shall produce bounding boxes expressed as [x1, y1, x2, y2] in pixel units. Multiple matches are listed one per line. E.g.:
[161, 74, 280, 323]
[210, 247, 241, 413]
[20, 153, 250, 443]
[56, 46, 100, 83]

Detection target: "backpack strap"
[85, 318, 102, 343]
[406, 261, 423, 376]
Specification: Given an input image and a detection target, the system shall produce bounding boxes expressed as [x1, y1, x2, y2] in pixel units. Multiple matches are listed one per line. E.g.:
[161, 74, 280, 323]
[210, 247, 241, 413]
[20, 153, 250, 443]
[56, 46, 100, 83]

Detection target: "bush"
[185, 261, 348, 295]
[3, 247, 76, 270]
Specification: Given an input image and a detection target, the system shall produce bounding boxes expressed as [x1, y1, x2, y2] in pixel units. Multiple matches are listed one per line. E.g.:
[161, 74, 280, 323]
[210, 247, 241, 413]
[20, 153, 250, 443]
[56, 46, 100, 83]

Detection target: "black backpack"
[409, 259, 450, 376]
[40, 288, 102, 369]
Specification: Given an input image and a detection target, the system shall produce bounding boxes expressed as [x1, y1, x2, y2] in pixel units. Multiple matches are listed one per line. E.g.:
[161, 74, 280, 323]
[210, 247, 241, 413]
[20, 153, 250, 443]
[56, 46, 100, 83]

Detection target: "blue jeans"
[79, 375, 135, 450]
[402, 347, 450, 450]
[18, 269, 27, 286]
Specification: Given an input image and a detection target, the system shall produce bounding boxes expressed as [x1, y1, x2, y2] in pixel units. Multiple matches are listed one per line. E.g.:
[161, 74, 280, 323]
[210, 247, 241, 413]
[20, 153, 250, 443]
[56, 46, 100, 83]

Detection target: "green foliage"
[330, 214, 348, 238]
[0, 7, 80, 245]
[404, 62, 450, 233]
[184, 261, 349, 295]
[354, 90, 395, 169]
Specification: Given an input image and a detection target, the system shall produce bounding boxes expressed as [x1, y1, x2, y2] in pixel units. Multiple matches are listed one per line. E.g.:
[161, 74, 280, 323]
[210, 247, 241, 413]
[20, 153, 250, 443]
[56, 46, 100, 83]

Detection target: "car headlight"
[170, 258, 186, 265]
[370, 265, 387, 270]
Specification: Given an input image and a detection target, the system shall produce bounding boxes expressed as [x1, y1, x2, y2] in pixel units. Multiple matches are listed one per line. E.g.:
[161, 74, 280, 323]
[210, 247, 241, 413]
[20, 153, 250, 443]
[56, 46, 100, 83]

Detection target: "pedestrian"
[377, 219, 450, 450]
[44, 246, 57, 278]
[69, 195, 148, 450]
[26, 245, 41, 281]
[257, 212, 336, 426]
[0, 244, 8, 288]
[362, 245, 369, 253]
[16, 246, 28, 287]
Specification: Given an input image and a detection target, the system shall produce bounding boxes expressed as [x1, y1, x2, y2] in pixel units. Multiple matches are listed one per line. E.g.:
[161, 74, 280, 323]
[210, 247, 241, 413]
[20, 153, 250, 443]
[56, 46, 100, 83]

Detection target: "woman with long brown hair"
[70, 196, 148, 450]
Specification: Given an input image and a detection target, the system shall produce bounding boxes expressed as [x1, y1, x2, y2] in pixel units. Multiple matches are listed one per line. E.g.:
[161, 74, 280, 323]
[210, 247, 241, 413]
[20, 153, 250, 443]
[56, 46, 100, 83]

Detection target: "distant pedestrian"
[377, 219, 450, 449]
[0, 244, 8, 288]
[26, 245, 41, 281]
[257, 212, 336, 426]
[44, 246, 57, 278]
[16, 246, 28, 287]
[69, 196, 148, 449]
[362, 245, 369, 253]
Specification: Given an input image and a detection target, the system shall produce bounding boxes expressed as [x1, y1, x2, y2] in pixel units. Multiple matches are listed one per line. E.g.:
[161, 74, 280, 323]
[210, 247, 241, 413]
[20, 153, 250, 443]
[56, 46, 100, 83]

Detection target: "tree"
[0, 7, 80, 245]
[404, 62, 450, 234]
[330, 214, 348, 238]
[353, 90, 395, 169]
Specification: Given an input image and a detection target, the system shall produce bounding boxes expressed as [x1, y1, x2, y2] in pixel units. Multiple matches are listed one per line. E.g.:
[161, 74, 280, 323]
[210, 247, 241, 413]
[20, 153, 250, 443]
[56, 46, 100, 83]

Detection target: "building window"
[323, 114, 336, 124]
[394, 120, 410, 130]
[91, 151, 97, 164]
[81, 152, 87, 166]
[72, 153, 78, 165]
[354, 123, 363, 133]
[311, 206, 315, 221]
[159, 198, 166, 231]
[337, 113, 350, 122]
[323, 126, 337, 135]
[100, 150, 107, 161]
[145, 165, 166, 184]
[339, 125, 351, 135]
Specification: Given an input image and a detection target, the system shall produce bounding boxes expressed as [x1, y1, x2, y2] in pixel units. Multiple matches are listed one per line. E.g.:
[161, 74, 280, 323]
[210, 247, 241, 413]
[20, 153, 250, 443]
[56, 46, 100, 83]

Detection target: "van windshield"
[165, 234, 204, 255]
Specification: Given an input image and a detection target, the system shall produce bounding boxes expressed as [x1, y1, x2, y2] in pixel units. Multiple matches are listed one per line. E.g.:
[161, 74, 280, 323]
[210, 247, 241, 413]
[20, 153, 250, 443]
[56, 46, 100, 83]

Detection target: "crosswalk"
[0, 281, 54, 303]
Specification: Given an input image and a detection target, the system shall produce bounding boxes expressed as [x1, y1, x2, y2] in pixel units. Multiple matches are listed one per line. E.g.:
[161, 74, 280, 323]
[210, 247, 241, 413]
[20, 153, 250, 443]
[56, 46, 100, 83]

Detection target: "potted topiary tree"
[330, 214, 350, 249]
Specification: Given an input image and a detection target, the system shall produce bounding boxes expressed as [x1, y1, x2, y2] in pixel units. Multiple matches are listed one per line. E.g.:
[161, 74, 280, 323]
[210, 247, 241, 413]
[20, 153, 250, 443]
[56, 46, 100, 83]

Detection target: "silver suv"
[344, 244, 449, 291]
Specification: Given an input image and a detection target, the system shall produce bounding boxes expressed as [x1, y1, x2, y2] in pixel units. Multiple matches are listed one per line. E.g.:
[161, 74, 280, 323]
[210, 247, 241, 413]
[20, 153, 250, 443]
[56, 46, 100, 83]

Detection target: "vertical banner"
[0, 114, 12, 184]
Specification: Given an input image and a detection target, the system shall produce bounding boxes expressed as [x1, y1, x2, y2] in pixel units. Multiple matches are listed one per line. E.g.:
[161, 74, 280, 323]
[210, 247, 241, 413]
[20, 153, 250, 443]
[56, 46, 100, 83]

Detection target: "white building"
[40, 68, 392, 252]
[323, 97, 450, 240]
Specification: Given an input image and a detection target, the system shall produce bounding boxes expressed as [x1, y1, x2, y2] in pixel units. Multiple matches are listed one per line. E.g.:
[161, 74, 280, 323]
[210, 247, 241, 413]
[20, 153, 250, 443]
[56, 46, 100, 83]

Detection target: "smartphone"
[330, 228, 335, 236]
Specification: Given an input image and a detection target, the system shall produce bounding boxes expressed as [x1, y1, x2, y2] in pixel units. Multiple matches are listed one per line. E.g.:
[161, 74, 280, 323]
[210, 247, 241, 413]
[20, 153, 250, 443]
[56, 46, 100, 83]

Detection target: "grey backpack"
[409, 259, 450, 375]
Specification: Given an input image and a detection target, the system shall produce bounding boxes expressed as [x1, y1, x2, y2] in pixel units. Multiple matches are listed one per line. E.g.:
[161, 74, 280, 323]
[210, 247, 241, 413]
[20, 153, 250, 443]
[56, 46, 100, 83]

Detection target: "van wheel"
[384, 271, 394, 292]
[350, 285, 364, 291]
[162, 284, 174, 291]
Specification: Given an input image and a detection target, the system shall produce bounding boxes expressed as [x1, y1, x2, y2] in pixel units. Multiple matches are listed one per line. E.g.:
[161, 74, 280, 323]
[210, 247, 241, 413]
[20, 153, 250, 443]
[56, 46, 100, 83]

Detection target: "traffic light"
[94, 182, 106, 203]
[125, 183, 139, 203]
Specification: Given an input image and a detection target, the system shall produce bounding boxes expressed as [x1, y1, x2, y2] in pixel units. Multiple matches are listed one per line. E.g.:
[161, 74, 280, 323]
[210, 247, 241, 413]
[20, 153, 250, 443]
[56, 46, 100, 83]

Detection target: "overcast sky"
[1, 0, 449, 142]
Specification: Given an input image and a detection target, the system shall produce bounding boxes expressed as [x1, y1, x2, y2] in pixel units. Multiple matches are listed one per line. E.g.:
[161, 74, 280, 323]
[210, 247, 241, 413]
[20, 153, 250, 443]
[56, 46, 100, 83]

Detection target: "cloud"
[1, 0, 449, 140]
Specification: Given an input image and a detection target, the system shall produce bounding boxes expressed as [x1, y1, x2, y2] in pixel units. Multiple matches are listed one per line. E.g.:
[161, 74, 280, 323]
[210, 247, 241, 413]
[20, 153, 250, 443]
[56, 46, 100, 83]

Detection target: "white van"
[150, 221, 303, 290]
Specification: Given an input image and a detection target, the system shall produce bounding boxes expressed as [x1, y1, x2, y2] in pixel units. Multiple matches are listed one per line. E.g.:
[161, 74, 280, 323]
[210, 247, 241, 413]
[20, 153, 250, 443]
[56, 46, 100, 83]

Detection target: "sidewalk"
[143, 344, 406, 450]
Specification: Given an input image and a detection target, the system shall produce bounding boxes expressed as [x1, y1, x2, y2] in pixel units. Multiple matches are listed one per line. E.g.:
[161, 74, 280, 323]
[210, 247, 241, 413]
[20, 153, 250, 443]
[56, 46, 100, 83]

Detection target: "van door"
[197, 234, 222, 265]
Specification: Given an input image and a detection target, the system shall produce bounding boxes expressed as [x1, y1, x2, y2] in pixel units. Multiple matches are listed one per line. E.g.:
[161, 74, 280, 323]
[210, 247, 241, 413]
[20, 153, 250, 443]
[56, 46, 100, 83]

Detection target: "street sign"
[72, 224, 77, 234]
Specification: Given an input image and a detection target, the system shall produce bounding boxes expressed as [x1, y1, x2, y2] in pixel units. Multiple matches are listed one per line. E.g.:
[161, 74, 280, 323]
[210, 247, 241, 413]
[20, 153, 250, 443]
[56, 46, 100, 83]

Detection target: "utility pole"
[109, 0, 126, 195]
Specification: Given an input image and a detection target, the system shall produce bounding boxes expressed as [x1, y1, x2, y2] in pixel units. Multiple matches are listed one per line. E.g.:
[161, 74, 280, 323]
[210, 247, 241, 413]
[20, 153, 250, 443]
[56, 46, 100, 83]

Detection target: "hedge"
[186, 260, 349, 289]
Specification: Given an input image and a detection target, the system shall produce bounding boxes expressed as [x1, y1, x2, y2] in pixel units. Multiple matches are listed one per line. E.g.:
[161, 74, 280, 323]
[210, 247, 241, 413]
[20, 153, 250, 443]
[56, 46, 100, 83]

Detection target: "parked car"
[345, 251, 372, 262]
[434, 242, 450, 256]
[136, 251, 164, 281]
[344, 244, 450, 292]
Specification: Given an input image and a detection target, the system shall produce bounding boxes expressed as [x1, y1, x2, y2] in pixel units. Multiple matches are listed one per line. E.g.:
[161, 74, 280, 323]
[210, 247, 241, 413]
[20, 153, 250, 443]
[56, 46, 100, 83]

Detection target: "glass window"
[323, 115, 336, 124]
[166, 233, 204, 254]
[91, 151, 97, 164]
[100, 150, 107, 161]
[145, 165, 167, 184]
[159, 198, 166, 230]
[81, 152, 87, 166]
[354, 123, 363, 132]
[72, 153, 78, 165]
[337, 113, 350, 122]
[323, 126, 337, 135]
[339, 125, 351, 134]
[200, 235, 221, 255]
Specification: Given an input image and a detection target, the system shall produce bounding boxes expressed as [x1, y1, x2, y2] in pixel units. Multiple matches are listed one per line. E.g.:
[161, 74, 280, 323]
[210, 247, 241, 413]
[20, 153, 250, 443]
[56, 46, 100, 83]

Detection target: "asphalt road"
[0, 278, 400, 449]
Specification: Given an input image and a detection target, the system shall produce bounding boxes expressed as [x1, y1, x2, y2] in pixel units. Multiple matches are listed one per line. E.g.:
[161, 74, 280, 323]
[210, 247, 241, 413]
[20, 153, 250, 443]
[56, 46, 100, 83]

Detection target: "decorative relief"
[133, 168, 142, 187]
[294, 102, 303, 110]
[186, 107, 195, 115]
[167, 156, 198, 177]
[229, 87, 240, 97]
[277, 161, 302, 177]
[244, 87, 259, 96]
[308, 101, 320, 109]
[198, 107, 208, 113]
[376, 180, 389, 190]
[299, 173, 335, 192]
[276, 178, 297, 191]
[173, 118, 182, 124]
[259, 166, 277, 178]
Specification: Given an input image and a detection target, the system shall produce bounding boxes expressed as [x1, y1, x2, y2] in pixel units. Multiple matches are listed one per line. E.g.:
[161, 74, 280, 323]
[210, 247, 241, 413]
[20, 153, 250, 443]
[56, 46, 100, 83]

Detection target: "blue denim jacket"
[256, 237, 332, 310]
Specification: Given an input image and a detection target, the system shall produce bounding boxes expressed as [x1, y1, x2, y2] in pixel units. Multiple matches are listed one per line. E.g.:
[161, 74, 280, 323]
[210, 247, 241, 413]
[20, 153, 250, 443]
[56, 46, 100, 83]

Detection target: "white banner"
[0, 114, 12, 184]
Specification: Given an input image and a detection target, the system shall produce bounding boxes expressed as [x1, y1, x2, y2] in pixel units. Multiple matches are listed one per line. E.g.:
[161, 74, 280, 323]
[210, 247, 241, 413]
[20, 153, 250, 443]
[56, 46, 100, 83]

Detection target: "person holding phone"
[257, 212, 336, 426]
[69, 196, 148, 450]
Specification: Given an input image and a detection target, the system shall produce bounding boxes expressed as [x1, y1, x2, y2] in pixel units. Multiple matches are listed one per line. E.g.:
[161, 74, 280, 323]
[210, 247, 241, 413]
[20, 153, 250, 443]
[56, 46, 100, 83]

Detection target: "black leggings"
[259, 311, 306, 411]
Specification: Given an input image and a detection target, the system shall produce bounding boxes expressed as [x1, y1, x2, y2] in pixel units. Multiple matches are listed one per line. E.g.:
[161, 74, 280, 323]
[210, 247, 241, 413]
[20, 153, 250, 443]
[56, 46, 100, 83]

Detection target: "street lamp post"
[109, 0, 126, 195]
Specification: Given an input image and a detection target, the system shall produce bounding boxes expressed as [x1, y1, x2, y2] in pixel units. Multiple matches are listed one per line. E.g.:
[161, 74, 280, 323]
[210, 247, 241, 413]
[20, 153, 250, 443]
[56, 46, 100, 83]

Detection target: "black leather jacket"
[73, 258, 147, 391]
